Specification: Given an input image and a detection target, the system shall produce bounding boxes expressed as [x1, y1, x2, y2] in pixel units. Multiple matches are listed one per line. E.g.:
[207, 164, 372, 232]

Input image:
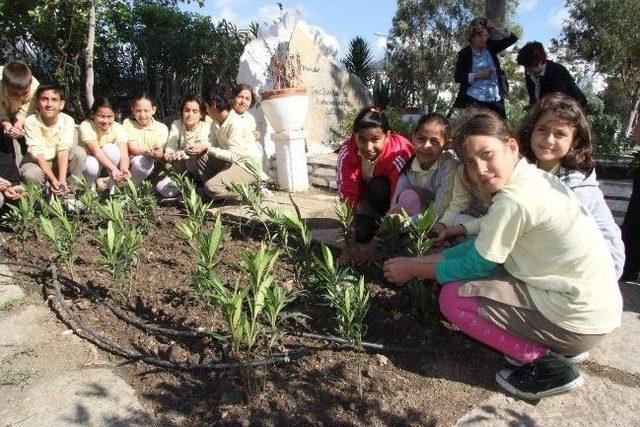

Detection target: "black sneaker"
[504, 351, 589, 367]
[495, 353, 584, 400]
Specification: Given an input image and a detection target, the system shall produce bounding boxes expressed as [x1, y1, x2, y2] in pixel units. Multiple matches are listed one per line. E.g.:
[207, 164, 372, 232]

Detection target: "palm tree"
[342, 36, 374, 87]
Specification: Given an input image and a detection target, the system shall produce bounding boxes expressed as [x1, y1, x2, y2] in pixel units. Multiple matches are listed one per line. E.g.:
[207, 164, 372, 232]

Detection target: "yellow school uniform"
[209, 110, 260, 165]
[237, 111, 257, 142]
[0, 66, 40, 122]
[166, 118, 211, 152]
[78, 120, 127, 148]
[123, 118, 168, 151]
[24, 112, 76, 161]
[474, 159, 622, 334]
[439, 165, 492, 234]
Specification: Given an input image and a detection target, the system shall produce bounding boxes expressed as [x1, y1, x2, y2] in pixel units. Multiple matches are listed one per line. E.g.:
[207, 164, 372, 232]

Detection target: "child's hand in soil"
[2, 185, 23, 201]
[383, 257, 417, 285]
[0, 177, 11, 191]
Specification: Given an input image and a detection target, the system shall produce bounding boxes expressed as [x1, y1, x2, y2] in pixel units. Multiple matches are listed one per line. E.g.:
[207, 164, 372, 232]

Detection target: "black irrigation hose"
[2, 259, 207, 339]
[1, 260, 433, 354]
[1, 260, 302, 371]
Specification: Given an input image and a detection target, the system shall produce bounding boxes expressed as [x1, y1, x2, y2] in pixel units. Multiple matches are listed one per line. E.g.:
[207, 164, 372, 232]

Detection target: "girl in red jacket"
[336, 107, 414, 266]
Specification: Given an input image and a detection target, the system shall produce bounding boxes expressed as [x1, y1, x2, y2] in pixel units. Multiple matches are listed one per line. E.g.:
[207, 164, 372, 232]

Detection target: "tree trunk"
[85, 0, 96, 109]
[624, 86, 640, 138]
[486, 0, 506, 39]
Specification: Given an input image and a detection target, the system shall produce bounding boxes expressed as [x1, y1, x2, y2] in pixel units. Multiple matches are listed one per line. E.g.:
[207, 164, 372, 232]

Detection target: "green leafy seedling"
[96, 220, 143, 300]
[38, 197, 80, 271]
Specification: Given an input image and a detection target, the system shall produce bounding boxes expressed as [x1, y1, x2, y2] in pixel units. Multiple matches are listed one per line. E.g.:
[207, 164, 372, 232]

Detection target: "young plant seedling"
[325, 274, 370, 348]
[96, 220, 143, 301]
[118, 180, 158, 232]
[404, 205, 439, 324]
[333, 199, 354, 250]
[378, 214, 405, 258]
[74, 176, 102, 226]
[263, 195, 311, 278]
[196, 214, 223, 273]
[99, 199, 126, 231]
[238, 243, 280, 352]
[38, 197, 80, 272]
[2, 184, 41, 247]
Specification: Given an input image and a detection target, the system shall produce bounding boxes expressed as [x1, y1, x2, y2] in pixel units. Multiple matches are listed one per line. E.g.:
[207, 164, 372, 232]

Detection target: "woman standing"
[452, 18, 517, 119]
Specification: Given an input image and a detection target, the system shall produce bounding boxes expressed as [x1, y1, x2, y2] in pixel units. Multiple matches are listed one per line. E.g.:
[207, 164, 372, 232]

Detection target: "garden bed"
[1, 188, 503, 426]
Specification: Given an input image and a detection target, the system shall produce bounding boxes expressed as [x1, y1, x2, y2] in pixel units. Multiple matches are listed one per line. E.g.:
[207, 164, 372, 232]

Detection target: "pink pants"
[439, 282, 547, 364]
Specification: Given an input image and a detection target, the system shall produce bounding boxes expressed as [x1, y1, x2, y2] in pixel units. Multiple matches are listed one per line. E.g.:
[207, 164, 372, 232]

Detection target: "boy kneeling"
[20, 84, 85, 198]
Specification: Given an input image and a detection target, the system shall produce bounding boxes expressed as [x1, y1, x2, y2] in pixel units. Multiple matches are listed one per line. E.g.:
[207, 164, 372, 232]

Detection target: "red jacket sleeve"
[376, 133, 414, 201]
[336, 136, 362, 210]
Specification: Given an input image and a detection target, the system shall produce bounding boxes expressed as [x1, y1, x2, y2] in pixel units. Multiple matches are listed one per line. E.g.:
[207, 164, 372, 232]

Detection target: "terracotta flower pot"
[260, 87, 309, 133]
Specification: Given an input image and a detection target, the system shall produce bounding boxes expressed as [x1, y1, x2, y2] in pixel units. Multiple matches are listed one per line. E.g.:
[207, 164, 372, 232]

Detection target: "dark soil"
[1, 206, 504, 426]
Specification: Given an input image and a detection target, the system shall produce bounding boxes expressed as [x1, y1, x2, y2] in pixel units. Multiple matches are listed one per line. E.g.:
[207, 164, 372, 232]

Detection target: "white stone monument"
[236, 11, 372, 162]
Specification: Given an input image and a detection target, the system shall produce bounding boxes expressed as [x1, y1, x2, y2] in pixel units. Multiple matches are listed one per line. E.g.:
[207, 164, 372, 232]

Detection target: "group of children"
[0, 58, 626, 401]
[337, 96, 624, 400]
[0, 61, 262, 208]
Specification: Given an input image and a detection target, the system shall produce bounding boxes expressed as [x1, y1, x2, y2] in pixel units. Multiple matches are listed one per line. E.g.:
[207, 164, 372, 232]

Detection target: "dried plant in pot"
[260, 43, 309, 133]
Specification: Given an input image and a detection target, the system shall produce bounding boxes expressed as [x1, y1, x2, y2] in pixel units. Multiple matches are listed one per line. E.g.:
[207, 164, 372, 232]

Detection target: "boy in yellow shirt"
[20, 84, 86, 197]
[0, 61, 39, 159]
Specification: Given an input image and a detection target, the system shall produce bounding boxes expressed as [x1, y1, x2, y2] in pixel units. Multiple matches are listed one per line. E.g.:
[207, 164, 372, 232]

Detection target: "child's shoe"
[504, 351, 589, 367]
[496, 353, 583, 400]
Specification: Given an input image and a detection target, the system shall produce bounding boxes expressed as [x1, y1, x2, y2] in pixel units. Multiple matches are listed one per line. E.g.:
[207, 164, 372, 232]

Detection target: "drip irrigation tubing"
[1, 260, 303, 371]
[2, 260, 207, 338]
[1, 259, 433, 354]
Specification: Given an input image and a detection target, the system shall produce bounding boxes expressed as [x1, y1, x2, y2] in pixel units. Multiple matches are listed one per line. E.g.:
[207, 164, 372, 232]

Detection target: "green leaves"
[197, 214, 223, 271]
[313, 244, 369, 347]
[2, 184, 42, 246]
[333, 199, 354, 249]
[96, 219, 143, 299]
[406, 204, 436, 257]
[38, 197, 80, 269]
[378, 214, 405, 256]
[190, 240, 295, 355]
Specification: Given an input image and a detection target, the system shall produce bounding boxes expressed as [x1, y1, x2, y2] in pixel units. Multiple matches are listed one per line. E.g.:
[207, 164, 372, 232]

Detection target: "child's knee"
[19, 163, 44, 185]
[130, 155, 154, 183]
[397, 189, 422, 216]
[438, 282, 463, 320]
[131, 155, 154, 171]
[102, 143, 121, 164]
[69, 146, 87, 165]
[155, 177, 180, 198]
[203, 177, 228, 200]
[84, 156, 100, 177]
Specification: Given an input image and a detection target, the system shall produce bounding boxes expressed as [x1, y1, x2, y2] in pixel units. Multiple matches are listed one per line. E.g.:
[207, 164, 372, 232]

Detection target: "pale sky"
[181, 0, 567, 60]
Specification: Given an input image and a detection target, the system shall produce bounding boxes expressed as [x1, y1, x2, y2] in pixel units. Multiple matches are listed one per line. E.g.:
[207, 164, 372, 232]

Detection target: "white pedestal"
[272, 130, 309, 192]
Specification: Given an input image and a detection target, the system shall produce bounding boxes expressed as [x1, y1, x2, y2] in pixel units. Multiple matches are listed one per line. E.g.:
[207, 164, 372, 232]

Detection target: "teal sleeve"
[442, 238, 477, 260]
[435, 243, 497, 283]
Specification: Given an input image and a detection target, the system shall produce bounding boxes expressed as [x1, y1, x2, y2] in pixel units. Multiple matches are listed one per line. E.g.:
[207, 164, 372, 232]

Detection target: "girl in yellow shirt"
[383, 109, 622, 400]
[123, 92, 168, 192]
[158, 94, 212, 197]
[232, 84, 260, 142]
[79, 97, 130, 192]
